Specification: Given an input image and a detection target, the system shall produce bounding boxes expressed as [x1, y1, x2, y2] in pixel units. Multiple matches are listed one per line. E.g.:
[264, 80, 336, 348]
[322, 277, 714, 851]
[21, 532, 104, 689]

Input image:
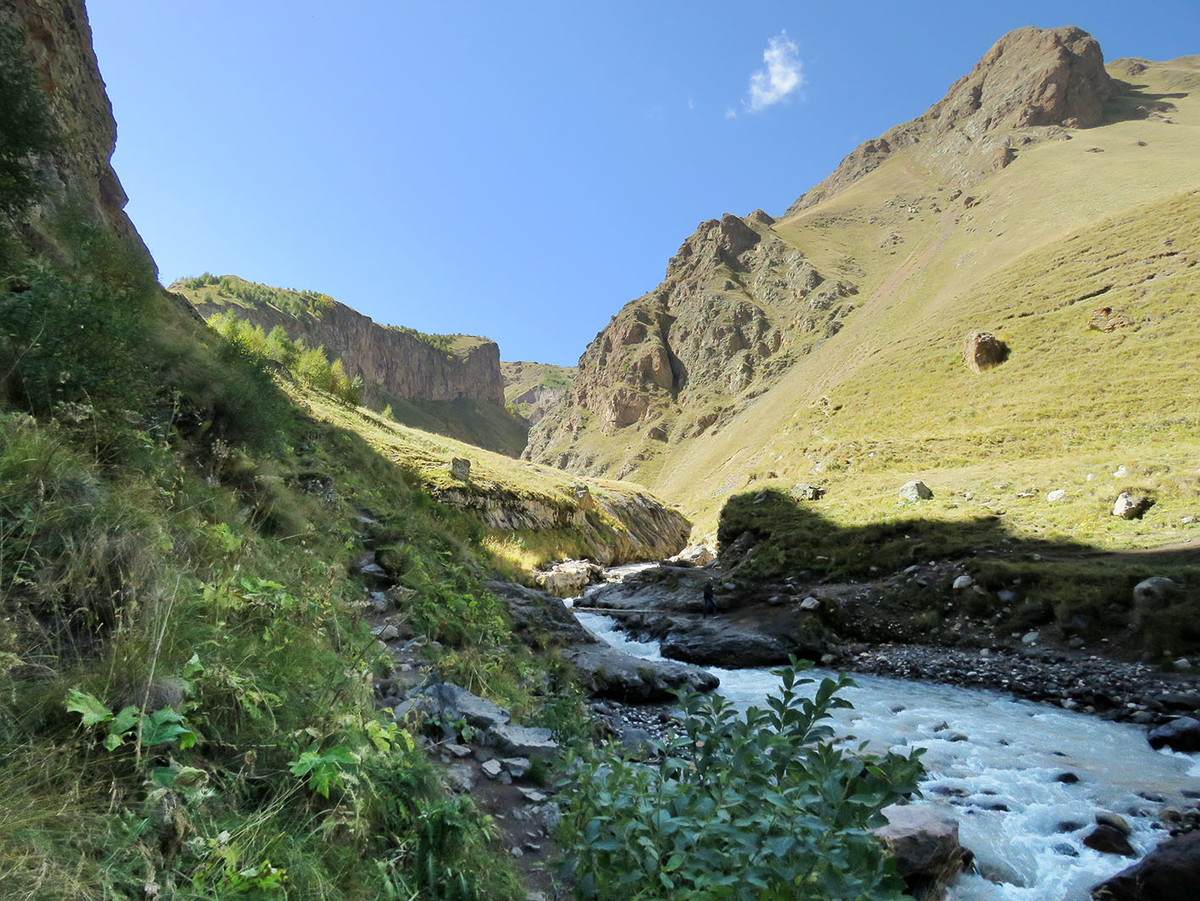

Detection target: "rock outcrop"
[187, 287, 506, 409]
[2, 0, 153, 267]
[786, 26, 1116, 214]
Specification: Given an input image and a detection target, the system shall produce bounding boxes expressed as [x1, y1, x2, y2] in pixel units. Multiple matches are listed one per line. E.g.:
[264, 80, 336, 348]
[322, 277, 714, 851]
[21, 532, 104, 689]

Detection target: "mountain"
[526, 27, 1200, 550]
[175, 274, 531, 455]
[501, 360, 575, 424]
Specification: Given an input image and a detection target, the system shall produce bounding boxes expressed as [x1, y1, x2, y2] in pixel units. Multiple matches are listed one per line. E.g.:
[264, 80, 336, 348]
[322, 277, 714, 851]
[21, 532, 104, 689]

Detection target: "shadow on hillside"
[716, 488, 1199, 593]
[1104, 81, 1186, 122]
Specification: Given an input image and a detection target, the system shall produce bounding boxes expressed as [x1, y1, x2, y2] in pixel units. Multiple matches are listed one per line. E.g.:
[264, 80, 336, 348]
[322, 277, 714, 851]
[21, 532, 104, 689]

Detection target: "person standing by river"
[702, 578, 717, 615]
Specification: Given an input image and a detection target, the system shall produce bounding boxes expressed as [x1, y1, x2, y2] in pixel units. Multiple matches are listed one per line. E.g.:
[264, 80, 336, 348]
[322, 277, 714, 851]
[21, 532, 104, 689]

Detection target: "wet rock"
[874, 804, 970, 889]
[1147, 717, 1200, 753]
[1096, 812, 1132, 836]
[660, 625, 797, 668]
[1090, 831, 1200, 900]
[899, 480, 934, 502]
[565, 643, 718, 701]
[1084, 824, 1136, 856]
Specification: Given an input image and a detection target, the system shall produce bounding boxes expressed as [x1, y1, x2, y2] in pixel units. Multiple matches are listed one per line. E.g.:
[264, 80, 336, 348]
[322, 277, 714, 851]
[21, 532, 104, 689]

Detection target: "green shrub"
[557, 663, 925, 900]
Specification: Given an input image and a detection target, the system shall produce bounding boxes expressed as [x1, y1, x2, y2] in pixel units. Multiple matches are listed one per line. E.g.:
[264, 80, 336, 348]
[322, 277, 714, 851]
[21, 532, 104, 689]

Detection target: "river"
[571, 607, 1199, 899]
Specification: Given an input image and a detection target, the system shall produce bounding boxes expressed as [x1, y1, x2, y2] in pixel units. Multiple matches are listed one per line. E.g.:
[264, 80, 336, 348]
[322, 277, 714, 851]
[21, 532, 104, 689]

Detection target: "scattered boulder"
[800, 596, 822, 612]
[790, 483, 826, 501]
[874, 805, 970, 891]
[660, 624, 798, 668]
[481, 759, 504, 779]
[1147, 717, 1200, 753]
[963, 331, 1009, 372]
[899, 480, 934, 502]
[450, 457, 471, 481]
[1047, 489, 1067, 503]
[1091, 831, 1200, 900]
[1113, 493, 1153, 520]
[952, 574, 975, 591]
[565, 644, 719, 701]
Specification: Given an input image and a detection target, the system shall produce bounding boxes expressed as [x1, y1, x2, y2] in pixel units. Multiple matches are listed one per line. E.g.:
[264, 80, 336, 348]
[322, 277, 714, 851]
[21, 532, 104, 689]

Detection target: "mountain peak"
[787, 25, 1115, 214]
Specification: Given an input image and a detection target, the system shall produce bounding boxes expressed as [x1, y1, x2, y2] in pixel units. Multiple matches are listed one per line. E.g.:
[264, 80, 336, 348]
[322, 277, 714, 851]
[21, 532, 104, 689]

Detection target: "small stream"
[571, 607, 1199, 899]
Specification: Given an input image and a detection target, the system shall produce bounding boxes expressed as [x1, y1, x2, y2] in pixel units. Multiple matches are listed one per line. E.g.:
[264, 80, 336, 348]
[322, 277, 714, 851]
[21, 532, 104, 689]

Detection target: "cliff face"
[525, 25, 1118, 481]
[1, 0, 152, 267]
[525, 208, 858, 475]
[187, 287, 507, 409]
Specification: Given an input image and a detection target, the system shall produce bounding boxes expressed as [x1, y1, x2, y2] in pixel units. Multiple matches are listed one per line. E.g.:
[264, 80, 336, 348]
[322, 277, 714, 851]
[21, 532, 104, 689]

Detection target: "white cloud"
[744, 32, 803, 113]
[725, 107, 737, 120]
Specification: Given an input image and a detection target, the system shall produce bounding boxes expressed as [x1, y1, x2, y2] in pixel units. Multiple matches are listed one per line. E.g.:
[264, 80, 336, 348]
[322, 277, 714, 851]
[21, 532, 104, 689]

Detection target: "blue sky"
[88, 1, 1199, 366]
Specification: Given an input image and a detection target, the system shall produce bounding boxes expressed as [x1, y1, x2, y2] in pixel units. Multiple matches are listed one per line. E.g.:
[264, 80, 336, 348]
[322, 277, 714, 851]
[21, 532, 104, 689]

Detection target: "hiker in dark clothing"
[702, 579, 717, 615]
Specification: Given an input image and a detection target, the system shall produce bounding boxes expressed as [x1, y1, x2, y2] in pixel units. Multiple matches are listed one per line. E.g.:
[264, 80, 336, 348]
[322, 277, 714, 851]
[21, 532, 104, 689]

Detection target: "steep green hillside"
[0, 9, 683, 897]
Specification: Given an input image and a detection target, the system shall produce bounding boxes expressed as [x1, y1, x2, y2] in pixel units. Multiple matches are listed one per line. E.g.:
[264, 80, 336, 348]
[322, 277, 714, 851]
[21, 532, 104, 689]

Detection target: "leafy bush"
[557, 663, 925, 900]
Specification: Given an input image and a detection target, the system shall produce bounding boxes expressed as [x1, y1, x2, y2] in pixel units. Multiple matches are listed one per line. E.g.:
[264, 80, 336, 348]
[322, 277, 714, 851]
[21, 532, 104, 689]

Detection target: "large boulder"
[423, 682, 510, 731]
[963, 331, 1009, 372]
[660, 623, 798, 668]
[536, 559, 604, 598]
[1147, 717, 1200, 753]
[874, 804, 969, 890]
[565, 644, 718, 701]
[1133, 577, 1183, 626]
[486, 580, 596, 647]
[1091, 831, 1200, 900]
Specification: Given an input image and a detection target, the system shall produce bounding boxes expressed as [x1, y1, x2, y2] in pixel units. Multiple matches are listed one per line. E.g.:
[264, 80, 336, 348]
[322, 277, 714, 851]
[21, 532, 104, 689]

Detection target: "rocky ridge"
[184, 283, 507, 410]
[786, 25, 1115, 214]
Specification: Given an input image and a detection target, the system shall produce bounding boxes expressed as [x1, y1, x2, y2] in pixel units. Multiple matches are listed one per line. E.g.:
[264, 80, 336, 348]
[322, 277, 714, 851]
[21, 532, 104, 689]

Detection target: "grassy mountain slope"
[531, 49, 1200, 560]
[656, 55, 1200, 539]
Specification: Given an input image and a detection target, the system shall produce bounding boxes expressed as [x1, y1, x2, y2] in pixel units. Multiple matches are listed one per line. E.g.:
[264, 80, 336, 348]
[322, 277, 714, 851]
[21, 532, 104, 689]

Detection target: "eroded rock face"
[189, 295, 506, 409]
[2, 0, 153, 266]
[787, 26, 1115, 213]
[874, 804, 969, 887]
[526, 212, 837, 474]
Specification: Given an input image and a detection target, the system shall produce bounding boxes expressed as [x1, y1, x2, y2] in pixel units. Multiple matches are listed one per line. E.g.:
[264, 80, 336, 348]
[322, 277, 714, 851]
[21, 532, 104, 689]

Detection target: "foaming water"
[574, 610, 1198, 900]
